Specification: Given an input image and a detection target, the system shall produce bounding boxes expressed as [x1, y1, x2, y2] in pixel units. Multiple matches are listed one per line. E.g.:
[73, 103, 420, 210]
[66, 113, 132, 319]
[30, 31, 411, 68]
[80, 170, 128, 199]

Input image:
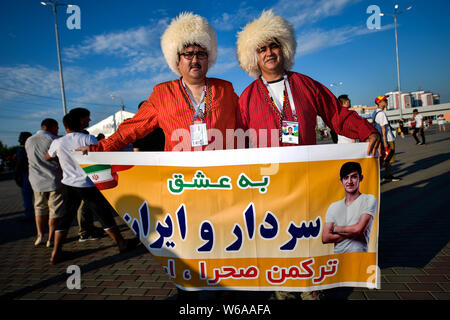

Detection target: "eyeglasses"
[257, 42, 280, 54]
[179, 51, 208, 60]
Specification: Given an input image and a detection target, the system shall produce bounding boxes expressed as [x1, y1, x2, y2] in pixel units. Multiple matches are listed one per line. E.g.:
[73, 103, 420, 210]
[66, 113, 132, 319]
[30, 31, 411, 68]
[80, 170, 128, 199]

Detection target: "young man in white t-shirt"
[322, 162, 377, 254]
[372, 95, 400, 182]
[46, 112, 139, 264]
[411, 109, 425, 145]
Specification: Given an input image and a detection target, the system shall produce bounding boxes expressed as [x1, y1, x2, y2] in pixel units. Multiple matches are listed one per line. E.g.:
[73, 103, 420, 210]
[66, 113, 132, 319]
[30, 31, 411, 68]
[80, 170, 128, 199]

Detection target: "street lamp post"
[41, 1, 71, 116]
[330, 82, 343, 95]
[110, 95, 126, 132]
[380, 4, 412, 119]
[110, 95, 125, 111]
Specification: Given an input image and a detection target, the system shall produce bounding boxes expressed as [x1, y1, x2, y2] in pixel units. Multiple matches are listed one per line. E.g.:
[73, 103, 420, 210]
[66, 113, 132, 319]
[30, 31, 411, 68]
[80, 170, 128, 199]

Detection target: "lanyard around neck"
[261, 73, 297, 119]
[182, 78, 206, 119]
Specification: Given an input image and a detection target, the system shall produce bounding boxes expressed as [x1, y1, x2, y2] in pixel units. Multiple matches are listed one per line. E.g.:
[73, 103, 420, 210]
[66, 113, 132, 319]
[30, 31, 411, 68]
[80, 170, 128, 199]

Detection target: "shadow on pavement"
[392, 152, 450, 179]
[0, 212, 127, 245]
[378, 170, 450, 268]
[0, 215, 36, 245]
[0, 243, 148, 300]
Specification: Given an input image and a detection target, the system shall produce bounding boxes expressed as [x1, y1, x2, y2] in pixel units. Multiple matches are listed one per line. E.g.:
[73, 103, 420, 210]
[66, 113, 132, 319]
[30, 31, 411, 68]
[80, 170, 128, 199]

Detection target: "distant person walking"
[25, 118, 63, 247]
[437, 114, 446, 132]
[372, 96, 401, 182]
[411, 109, 425, 145]
[397, 120, 406, 138]
[14, 132, 34, 220]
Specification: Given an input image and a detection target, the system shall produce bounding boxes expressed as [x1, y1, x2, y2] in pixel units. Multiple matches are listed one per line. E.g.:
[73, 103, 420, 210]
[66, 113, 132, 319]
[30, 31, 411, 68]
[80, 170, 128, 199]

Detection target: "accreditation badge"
[190, 120, 208, 147]
[281, 120, 299, 144]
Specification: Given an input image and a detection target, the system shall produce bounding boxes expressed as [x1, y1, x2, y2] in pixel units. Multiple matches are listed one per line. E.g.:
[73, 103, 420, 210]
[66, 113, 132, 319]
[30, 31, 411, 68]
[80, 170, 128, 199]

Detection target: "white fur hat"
[161, 12, 217, 76]
[236, 10, 297, 78]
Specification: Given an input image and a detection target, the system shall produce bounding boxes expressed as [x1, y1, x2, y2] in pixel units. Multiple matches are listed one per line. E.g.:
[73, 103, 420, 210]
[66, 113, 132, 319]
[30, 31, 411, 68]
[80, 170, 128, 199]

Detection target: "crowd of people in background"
[11, 109, 142, 264]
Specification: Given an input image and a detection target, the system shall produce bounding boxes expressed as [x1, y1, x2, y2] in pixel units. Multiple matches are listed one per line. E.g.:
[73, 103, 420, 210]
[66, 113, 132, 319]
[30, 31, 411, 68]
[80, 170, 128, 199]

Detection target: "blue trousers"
[20, 173, 34, 219]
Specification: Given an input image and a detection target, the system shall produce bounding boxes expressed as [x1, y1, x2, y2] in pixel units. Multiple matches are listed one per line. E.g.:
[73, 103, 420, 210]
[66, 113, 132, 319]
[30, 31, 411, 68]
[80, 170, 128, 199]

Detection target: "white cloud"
[126, 55, 167, 73]
[273, 0, 362, 28]
[210, 0, 360, 32]
[218, 47, 236, 57]
[17, 109, 59, 120]
[0, 65, 61, 97]
[0, 62, 177, 120]
[209, 46, 239, 75]
[57, 18, 173, 101]
[210, 61, 238, 75]
[296, 23, 394, 56]
[212, 7, 256, 31]
[108, 72, 175, 102]
[63, 19, 169, 60]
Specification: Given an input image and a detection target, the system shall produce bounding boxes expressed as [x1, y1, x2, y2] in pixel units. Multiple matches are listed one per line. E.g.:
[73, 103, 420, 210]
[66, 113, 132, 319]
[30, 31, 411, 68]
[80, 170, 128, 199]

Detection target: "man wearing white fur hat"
[236, 9, 381, 301]
[236, 10, 380, 156]
[85, 12, 238, 153]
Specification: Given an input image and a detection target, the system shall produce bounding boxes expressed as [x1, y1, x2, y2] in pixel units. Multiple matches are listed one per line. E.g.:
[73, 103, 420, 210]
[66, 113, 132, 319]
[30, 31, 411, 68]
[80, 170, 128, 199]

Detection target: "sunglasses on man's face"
[179, 51, 208, 60]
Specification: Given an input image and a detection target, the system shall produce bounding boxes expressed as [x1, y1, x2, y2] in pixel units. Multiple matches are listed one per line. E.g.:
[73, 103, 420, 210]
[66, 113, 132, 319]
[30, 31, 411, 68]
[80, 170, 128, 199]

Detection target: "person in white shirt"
[25, 118, 63, 248]
[46, 112, 139, 264]
[69, 107, 105, 242]
[372, 95, 400, 182]
[411, 109, 425, 145]
[437, 114, 446, 132]
[322, 162, 377, 253]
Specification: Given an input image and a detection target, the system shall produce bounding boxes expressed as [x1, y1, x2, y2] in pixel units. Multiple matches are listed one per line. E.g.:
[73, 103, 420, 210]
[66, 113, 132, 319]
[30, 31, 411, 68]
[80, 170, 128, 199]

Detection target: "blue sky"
[1, 0, 449, 147]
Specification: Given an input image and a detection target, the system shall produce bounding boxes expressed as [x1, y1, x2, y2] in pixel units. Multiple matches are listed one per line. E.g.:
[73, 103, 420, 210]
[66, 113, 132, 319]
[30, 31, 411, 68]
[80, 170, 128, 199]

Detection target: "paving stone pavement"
[0, 126, 449, 302]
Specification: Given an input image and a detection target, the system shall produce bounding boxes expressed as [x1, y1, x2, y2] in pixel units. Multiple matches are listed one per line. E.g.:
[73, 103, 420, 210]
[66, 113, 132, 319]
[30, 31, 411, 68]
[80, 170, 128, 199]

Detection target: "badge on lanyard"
[262, 74, 300, 145]
[182, 81, 208, 147]
[190, 119, 208, 147]
[282, 120, 299, 144]
[186, 83, 208, 148]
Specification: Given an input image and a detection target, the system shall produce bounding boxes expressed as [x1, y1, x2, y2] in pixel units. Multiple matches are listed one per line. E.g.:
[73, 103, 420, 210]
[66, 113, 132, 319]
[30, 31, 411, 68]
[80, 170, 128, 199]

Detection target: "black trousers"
[412, 127, 425, 143]
[56, 184, 117, 232]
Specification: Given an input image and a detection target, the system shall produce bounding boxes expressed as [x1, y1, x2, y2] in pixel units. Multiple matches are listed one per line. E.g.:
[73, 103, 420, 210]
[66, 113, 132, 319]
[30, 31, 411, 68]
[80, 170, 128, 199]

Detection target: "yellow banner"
[75, 143, 380, 291]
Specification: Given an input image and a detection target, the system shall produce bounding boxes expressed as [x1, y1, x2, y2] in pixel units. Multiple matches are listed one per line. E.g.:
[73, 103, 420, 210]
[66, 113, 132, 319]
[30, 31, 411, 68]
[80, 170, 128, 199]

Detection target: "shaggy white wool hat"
[236, 10, 297, 78]
[161, 12, 217, 76]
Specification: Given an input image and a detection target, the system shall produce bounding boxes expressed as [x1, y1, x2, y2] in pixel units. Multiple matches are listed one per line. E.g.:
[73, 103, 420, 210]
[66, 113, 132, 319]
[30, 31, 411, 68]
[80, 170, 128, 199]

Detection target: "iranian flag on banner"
[83, 164, 117, 190]
[83, 164, 134, 190]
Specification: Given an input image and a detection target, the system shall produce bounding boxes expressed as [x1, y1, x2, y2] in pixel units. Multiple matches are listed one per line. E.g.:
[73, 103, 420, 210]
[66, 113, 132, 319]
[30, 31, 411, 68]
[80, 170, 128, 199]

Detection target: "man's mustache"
[189, 63, 202, 70]
[264, 54, 277, 62]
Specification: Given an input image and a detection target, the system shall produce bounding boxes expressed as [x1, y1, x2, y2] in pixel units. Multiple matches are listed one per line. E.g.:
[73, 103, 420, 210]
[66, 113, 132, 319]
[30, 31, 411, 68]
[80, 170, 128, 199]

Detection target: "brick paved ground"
[0, 125, 449, 303]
